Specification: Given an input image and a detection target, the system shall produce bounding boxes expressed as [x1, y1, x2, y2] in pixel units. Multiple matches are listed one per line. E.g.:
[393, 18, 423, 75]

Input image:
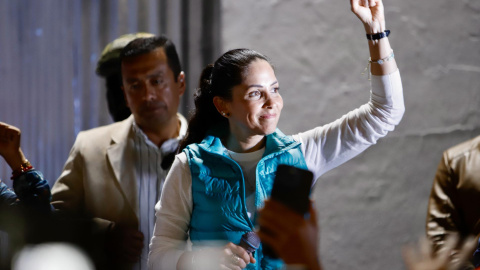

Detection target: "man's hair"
[120, 35, 182, 81]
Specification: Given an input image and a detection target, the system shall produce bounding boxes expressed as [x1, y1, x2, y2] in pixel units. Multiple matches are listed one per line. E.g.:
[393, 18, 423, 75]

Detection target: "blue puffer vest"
[183, 129, 308, 270]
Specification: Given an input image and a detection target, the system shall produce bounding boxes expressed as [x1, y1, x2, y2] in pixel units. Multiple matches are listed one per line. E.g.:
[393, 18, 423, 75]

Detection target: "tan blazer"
[51, 115, 142, 270]
[52, 115, 139, 228]
[427, 135, 480, 258]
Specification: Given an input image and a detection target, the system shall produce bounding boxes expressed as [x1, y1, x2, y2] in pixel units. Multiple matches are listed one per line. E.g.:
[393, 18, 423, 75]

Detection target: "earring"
[221, 112, 229, 117]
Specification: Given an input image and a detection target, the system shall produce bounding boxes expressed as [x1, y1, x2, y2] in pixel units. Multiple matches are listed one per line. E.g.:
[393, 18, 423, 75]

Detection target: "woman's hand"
[0, 122, 26, 170]
[350, 0, 386, 34]
[181, 243, 255, 270]
[350, 0, 396, 75]
[219, 242, 255, 270]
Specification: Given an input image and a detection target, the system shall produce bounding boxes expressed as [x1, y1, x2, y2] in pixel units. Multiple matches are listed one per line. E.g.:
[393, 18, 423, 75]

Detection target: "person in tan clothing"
[51, 35, 187, 270]
[427, 135, 480, 269]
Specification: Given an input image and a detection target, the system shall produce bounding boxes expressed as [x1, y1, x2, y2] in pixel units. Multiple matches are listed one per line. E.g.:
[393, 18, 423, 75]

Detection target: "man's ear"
[213, 96, 229, 117]
[121, 86, 130, 108]
[177, 71, 186, 96]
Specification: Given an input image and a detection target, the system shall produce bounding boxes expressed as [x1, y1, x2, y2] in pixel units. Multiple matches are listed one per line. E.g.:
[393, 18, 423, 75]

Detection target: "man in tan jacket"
[427, 135, 480, 268]
[51, 35, 187, 270]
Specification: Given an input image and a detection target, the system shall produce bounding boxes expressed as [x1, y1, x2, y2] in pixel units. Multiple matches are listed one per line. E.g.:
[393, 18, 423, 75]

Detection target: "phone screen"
[270, 164, 314, 215]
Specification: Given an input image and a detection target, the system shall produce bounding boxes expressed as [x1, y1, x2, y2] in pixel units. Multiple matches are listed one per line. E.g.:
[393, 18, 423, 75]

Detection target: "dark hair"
[179, 48, 271, 152]
[105, 73, 131, 122]
[120, 35, 182, 81]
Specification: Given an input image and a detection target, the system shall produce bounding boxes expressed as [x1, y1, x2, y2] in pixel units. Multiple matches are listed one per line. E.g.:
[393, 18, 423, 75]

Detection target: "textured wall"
[222, 0, 480, 269]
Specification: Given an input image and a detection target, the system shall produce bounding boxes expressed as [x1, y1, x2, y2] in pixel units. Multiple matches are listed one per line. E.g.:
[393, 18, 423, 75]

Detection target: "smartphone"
[261, 165, 314, 259]
[270, 164, 314, 215]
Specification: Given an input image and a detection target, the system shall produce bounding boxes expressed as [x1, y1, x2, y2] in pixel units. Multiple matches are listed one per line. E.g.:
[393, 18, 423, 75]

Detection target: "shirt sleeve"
[292, 69, 405, 182]
[148, 152, 193, 269]
[0, 181, 18, 206]
[13, 170, 53, 213]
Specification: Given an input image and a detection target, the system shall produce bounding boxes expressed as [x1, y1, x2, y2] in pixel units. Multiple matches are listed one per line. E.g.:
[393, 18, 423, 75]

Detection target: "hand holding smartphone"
[260, 164, 314, 259]
[270, 164, 314, 215]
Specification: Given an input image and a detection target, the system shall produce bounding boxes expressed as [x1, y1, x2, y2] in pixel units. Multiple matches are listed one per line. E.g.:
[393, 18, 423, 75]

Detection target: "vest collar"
[197, 128, 300, 157]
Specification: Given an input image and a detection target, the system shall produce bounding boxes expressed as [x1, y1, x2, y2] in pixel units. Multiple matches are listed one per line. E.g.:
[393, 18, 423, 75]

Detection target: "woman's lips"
[260, 114, 276, 119]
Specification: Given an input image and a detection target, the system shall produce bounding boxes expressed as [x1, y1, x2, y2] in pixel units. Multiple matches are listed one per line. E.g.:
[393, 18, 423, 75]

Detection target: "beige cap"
[96, 32, 155, 77]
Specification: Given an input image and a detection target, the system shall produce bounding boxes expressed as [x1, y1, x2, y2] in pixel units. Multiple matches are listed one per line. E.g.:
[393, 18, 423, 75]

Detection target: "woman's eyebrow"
[247, 81, 278, 89]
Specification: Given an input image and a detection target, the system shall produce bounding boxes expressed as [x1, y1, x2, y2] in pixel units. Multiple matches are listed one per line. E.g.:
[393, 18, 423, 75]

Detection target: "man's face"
[121, 48, 185, 130]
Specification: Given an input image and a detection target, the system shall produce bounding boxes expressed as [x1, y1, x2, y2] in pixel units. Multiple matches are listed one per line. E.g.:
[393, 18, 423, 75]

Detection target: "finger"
[418, 237, 432, 259]
[249, 253, 256, 264]
[261, 212, 302, 235]
[372, 0, 382, 8]
[221, 264, 241, 270]
[230, 245, 250, 265]
[442, 233, 459, 254]
[457, 236, 478, 264]
[223, 255, 245, 269]
[308, 201, 318, 228]
[258, 220, 284, 241]
[260, 200, 303, 230]
[225, 243, 250, 268]
[350, 0, 359, 11]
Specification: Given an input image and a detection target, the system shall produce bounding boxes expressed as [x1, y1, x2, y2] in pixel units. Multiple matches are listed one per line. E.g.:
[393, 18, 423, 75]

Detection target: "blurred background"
[1, 0, 479, 269]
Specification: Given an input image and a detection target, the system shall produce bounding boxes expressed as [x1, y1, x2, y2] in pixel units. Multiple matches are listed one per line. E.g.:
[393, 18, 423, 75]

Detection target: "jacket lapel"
[106, 115, 139, 218]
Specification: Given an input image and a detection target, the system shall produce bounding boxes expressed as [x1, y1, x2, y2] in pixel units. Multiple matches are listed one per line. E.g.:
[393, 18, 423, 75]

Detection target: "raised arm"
[0, 122, 51, 211]
[351, 0, 397, 75]
[294, 1, 404, 181]
[0, 122, 27, 172]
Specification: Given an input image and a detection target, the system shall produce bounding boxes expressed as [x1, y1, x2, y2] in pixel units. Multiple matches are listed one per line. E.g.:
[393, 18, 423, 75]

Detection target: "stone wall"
[222, 1, 480, 269]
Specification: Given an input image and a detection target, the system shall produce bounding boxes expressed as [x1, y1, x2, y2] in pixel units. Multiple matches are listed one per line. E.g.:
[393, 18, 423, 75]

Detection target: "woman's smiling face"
[224, 59, 283, 138]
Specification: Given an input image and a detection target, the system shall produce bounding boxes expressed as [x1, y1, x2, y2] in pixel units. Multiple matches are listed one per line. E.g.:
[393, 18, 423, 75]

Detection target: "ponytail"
[178, 64, 228, 152]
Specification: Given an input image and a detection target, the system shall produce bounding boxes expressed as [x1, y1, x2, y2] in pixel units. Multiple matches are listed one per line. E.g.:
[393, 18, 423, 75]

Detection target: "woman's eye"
[272, 87, 280, 93]
[248, 91, 261, 98]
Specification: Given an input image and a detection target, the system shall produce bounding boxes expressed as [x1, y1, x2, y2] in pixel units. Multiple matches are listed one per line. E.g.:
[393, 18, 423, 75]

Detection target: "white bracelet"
[369, 50, 395, 65]
[362, 50, 395, 80]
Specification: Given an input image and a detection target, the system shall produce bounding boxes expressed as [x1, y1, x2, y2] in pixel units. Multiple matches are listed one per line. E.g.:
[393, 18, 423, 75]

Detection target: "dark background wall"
[222, 0, 480, 269]
[0, 0, 479, 269]
[0, 0, 221, 265]
[0, 0, 221, 184]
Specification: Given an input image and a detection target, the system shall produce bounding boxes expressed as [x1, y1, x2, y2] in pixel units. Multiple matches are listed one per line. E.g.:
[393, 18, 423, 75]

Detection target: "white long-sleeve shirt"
[148, 70, 404, 270]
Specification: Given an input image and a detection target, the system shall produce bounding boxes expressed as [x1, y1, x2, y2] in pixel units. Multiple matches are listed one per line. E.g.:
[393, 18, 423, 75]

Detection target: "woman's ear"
[213, 96, 230, 117]
[177, 71, 186, 96]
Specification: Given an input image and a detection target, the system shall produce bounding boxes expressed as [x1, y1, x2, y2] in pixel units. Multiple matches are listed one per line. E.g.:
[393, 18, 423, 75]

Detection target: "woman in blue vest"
[149, 0, 404, 269]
